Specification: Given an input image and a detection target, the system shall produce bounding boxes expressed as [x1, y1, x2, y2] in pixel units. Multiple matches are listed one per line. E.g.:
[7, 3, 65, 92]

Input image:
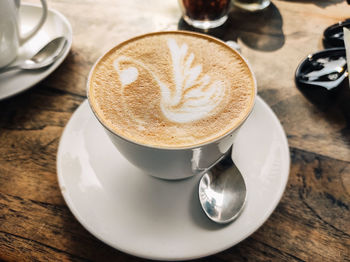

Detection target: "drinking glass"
[178, 0, 231, 29]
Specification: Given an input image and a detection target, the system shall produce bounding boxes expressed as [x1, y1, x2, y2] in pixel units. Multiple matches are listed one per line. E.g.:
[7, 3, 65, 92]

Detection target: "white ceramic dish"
[57, 97, 290, 261]
[0, 3, 72, 100]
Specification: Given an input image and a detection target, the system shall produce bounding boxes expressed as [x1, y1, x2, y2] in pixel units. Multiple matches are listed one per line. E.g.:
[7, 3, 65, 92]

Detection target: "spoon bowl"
[0, 36, 67, 74]
[199, 146, 247, 224]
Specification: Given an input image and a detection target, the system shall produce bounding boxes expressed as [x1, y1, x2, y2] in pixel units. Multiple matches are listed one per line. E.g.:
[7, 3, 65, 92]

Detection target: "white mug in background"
[0, 0, 48, 68]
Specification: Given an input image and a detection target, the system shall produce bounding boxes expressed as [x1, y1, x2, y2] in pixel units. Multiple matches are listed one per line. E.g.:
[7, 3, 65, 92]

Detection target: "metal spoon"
[199, 146, 247, 224]
[0, 36, 67, 74]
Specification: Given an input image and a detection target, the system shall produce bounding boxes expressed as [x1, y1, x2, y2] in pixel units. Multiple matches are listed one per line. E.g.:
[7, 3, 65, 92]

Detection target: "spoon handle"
[0, 65, 21, 74]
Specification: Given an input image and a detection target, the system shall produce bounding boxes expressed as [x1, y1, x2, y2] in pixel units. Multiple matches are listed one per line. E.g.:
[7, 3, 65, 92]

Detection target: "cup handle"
[19, 0, 48, 45]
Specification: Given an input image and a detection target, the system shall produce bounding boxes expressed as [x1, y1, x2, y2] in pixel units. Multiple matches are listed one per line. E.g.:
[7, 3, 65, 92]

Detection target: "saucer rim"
[0, 3, 73, 101]
[57, 96, 290, 261]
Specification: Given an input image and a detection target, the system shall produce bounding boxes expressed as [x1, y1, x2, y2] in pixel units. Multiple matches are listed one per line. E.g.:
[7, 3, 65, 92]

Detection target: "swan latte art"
[88, 31, 256, 148]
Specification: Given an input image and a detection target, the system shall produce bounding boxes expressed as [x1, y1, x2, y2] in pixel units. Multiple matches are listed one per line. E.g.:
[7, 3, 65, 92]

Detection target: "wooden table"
[1, 0, 349, 261]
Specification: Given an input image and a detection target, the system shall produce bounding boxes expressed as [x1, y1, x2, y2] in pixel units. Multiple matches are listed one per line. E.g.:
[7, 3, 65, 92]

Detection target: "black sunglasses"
[295, 19, 349, 109]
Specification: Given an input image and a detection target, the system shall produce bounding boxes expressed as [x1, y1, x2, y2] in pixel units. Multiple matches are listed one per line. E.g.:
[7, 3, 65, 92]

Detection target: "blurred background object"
[232, 0, 271, 12]
[178, 0, 231, 29]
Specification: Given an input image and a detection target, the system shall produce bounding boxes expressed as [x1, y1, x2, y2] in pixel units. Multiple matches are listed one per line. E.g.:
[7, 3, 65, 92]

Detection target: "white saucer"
[57, 96, 290, 261]
[0, 4, 72, 100]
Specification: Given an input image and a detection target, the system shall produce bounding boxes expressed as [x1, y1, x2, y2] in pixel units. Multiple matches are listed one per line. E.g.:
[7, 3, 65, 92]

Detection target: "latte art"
[88, 31, 256, 148]
[114, 38, 226, 123]
[164, 38, 226, 123]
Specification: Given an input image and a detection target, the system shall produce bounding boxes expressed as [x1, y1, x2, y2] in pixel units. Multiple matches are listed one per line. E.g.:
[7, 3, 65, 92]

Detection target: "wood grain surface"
[1, 0, 349, 261]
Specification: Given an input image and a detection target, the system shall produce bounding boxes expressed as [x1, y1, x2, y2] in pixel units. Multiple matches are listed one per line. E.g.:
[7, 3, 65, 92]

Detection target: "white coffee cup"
[87, 31, 257, 180]
[0, 0, 48, 68]
[89, 71, 256, 180]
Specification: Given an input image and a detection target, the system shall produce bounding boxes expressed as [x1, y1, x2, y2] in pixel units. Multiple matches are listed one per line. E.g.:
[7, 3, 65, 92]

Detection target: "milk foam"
[89, 32, 255, 148]
[113, 38, 226, 123]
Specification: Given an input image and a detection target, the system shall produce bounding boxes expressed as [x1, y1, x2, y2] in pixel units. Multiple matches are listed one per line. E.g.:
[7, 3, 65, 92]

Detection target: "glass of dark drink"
[178, 0, 231, 29]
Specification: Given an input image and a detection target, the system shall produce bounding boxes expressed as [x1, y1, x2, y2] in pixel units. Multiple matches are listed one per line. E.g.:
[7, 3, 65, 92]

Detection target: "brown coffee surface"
[88, 31, 256, 148]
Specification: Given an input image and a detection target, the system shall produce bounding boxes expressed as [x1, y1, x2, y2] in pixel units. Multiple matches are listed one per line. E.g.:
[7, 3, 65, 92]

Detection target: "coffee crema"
[88, 31, 256, 148]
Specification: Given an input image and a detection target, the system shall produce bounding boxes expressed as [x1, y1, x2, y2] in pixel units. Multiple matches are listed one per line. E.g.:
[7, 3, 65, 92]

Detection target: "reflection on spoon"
[199, 146, 247, 224]
[0, 36, 67, 74]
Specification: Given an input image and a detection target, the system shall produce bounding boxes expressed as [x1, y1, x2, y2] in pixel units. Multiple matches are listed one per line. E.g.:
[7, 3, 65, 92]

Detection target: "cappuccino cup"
[0, 0, 48, 68]
[87, 31, 256, 180]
